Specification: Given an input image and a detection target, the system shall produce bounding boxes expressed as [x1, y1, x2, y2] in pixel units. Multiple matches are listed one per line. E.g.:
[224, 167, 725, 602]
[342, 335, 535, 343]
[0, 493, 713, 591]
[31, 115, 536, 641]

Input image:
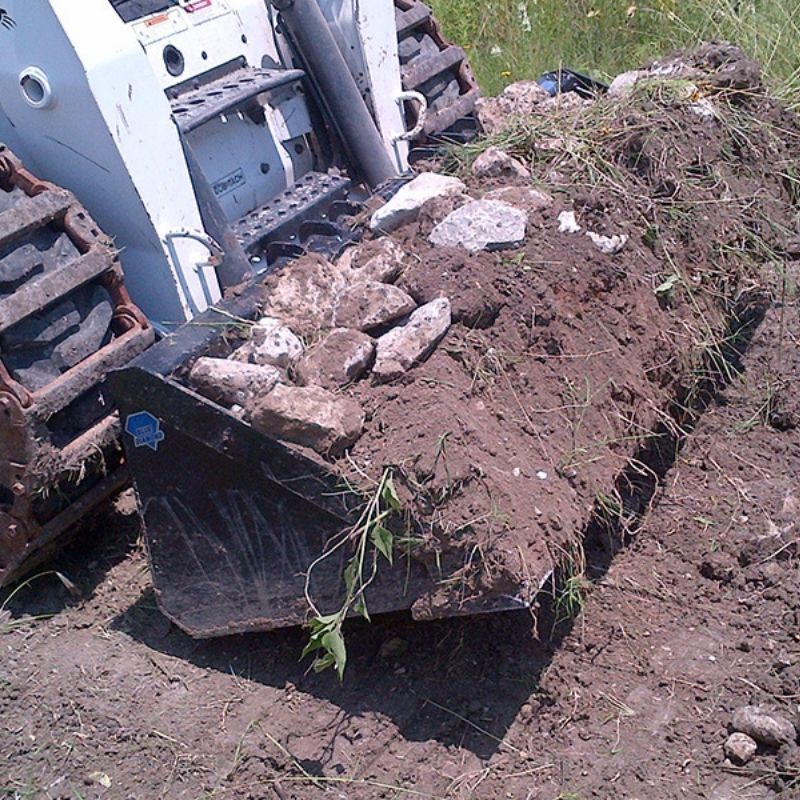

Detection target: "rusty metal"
[394, 0, 481, 140]
[0, 145, 154, 585]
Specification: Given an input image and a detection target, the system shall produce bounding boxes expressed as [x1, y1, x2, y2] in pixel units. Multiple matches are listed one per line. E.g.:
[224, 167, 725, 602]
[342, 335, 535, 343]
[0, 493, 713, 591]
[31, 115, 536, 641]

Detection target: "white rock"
[429, 200, 527, 253]
[232, 317, 303, 369]
[247, 384, 364, 456]
[471, 147, 530, 180]
[338, 238, 406, 283]
[188, 357, 281, 407]
[370, 173, 466, 233]
[608, 69, 648, 98]
[587, 231, 628, 254]
[690, 98, 717, 119]
[724, 733, 758, 765]
[558, 210, 581, 233]
[373, 298, 451, 383]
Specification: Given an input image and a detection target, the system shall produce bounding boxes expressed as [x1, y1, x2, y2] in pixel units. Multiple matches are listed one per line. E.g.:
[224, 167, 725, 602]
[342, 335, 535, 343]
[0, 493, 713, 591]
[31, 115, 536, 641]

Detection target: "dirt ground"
[2, 46, 799, 800]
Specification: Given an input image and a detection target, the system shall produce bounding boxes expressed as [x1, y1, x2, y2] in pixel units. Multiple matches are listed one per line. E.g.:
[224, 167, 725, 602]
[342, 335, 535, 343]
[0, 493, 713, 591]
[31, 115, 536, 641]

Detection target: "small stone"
[731, 706, 797, 748]
[338, 238, 406, 283]
[558, 210, 581, 233]
[373, 298, 451, 383]
[724, 733, 758, 765]
[608, 69, 648, 98]
[295, 329, 375, 389]
[483, 186, 553, 213]
[429, 200, 526, 253]
[247, 384, 364, 456]
[471, 146, 530, 181]
[332, 281, 416, 331]
[188, 357, 281, 407]
[586, 231, 628, 254]
[232, 317, 303, 369]
[370, 172, 466, 233]
[536, 470, 548, 480]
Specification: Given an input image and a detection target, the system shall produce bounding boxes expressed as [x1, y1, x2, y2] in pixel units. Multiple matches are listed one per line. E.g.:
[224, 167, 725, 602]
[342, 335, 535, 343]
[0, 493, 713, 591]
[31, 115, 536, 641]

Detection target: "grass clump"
[429, 0, 800, 108]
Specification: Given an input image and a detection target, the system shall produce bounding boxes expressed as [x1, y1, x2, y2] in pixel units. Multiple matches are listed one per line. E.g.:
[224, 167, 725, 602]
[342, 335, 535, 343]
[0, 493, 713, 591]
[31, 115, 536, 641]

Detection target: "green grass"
[429, 0, 800, 107]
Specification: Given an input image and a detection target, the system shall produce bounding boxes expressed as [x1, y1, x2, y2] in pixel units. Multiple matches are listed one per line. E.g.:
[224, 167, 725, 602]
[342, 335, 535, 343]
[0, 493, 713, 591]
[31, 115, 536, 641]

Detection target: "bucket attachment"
[109, 289, 530, 637]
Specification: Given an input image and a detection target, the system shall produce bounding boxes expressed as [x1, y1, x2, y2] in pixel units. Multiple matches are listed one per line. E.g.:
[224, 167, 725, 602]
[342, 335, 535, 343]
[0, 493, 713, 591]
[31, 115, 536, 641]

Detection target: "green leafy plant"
[302, 470, 402, 679]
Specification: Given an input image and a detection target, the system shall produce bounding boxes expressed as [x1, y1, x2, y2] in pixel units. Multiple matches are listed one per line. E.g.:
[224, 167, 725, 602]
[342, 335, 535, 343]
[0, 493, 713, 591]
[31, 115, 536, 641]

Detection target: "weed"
[302, 469, 402, 679]
[0, 570, 74, 634]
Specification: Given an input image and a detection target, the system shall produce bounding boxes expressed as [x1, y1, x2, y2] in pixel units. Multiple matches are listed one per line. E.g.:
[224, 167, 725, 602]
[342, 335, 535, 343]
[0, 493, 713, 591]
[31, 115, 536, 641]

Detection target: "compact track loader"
[0, 0, 487, 632]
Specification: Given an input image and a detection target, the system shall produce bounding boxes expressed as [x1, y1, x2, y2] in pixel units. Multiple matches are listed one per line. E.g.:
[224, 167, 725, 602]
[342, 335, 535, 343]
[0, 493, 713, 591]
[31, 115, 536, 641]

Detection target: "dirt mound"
[327, 43, 800, 626]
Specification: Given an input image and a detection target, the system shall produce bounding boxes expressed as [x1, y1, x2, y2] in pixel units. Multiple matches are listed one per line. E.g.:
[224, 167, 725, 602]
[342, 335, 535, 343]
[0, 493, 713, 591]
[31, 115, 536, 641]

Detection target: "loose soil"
[1, 45, 799, 800]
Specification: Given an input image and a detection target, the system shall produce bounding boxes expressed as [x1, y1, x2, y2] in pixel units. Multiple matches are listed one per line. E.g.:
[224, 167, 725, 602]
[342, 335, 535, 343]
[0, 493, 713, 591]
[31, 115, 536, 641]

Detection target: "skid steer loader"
[0, 0, 488, 633]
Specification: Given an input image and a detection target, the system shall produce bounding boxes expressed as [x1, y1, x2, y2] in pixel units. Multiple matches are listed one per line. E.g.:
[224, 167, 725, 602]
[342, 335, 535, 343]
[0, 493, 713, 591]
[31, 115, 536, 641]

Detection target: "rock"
[471, 147, 530, 181]
[429, 200, 527, 254]
[370, 172, 466, 233]
[231, 317, 303, 369]
[483, 186, 553, 213]
[262, 254, 349, 334]
[339, 238, 406, 283]
[416, 192, 471, 237]
[475, 81, 550, 135]
[188, 357, 281, 407]
[587, 231, 628, 254]
[296, 329, 376, 389]
[558, 210, 581, 233]
[724, 732, 758, 765]
[608, 69, 648, 98]
[332, 281, 416, 331]
[373, 298, 451, 383]
[248, 384, 364, 456]
[731, 706, 797, 748]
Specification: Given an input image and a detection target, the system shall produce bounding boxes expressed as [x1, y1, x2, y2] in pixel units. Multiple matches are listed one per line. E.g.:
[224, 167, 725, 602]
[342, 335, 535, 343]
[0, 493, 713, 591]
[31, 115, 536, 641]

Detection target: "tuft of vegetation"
[430, 0, 800, 108]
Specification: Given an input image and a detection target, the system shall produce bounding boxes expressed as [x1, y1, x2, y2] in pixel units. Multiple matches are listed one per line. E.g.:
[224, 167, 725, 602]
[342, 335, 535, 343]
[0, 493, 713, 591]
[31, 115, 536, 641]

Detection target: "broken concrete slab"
[261, 253, 349, 334]
[370, 173, 466, 233]
[471, 146, 530, 181]
[232, 317, 303, 369]
[558, 210, 582, 233]
[189, 357, 281, 407]
[429, 200, 527, 253]
[332, 281, 417, 332]
[296, 328, 376, 390]
[338, 238, 406, 284]
[373, 298, 451, 383]
[248, 384, 364, 456]
[587, 231, 629, 254]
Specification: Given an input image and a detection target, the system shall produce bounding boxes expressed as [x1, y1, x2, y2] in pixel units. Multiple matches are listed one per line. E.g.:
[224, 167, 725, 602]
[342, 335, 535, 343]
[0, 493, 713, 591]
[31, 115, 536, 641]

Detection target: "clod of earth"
[332, 280, 417, 332]
[188, 357, 281, 407]
[247, 384, 364, 456]
[724, 733, 758, 765]
[483, 185, 553, 214]
[731, 706, 797, 748]
[370, 172, 466, 233]
[428, 199, 527, 253]
[372, 298, 451, 383]
[471, 146, 530, 181]
[295, 328, 376, 390]
[231, 316, 303, 369]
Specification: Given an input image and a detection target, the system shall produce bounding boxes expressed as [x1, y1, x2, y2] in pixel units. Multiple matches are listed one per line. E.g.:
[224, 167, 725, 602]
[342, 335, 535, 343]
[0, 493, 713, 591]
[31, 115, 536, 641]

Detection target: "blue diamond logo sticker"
[125, 411, 165, 452]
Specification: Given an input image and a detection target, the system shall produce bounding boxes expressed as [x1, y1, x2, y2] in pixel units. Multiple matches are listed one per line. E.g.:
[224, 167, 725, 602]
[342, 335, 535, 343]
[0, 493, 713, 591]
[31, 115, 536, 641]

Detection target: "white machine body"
[0, 0, 409, 327]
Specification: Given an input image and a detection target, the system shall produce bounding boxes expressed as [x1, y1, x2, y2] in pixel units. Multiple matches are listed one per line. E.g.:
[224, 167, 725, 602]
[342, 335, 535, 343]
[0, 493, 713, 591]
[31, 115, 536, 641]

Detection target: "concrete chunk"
[370, 173, 466, 233]
[296, 328, 376, 389]
[373, 298, 451, 383]
[471, 146, 530, 181]
[189, 357, 281, 407]
[232, 317, 303, 369]
[429, 200, 527, 253]
[248, 384, 365, 456]
[338, 238, 406, 284]
[333, 281, 417, 331]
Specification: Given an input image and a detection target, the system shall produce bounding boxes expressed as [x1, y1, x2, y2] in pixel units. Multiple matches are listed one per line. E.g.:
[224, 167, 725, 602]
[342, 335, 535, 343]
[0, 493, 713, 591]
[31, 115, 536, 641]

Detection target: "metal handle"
[394, 90, 428, 142]
[164, 229, 224, 270]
